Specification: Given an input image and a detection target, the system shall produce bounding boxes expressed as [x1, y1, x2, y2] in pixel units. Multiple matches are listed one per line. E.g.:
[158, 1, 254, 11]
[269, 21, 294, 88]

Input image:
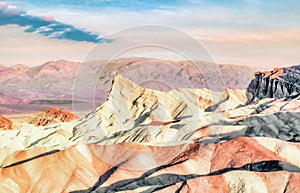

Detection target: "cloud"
[0, 2, 110, 43]
[189, 28, 300, 45]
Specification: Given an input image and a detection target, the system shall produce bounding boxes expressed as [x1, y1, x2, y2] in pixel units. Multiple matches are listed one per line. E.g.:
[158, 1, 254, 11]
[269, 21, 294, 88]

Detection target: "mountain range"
[0, 62, 299, 192]
[0, 58, 256, 115]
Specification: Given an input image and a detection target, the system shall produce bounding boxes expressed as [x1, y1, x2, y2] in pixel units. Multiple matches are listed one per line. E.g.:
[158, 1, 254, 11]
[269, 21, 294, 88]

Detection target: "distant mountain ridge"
[0, 58, 257, 103]
[26, 60, 80, 78]
[0, 94, 30, 105]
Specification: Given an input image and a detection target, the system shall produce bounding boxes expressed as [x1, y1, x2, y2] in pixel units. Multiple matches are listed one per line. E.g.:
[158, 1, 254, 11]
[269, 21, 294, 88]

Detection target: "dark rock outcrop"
[246, 65, 300, 104]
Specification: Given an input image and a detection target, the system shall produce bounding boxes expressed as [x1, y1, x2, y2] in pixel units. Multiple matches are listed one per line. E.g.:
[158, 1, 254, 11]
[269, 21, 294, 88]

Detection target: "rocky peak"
[10, 64, 29, 71]
[27, 60, 80, 78]
[246, 65, 300, 104]
[0, 115, 13, 130]
[26, 107, 76, 126]
[0, 72, 300, 192]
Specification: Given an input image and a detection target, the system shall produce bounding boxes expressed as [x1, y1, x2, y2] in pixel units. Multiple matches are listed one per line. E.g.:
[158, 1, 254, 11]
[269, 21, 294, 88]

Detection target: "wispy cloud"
[0, 2, 109, 43]
[1, 0, 300, 68]
[189, 28, 300, 44]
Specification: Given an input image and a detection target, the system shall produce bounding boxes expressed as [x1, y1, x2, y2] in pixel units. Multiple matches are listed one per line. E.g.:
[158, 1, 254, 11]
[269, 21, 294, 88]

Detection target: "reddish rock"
[0, 66, 299, 193]
[1, 142, 300, 193]
[0, 115, 12, 130]
[210, 137, 287, 171]
[26, 107, 76, 126]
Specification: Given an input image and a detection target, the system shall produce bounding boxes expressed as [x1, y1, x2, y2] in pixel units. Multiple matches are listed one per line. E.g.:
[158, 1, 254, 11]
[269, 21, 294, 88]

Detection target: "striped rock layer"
[0, 73, 299, 193]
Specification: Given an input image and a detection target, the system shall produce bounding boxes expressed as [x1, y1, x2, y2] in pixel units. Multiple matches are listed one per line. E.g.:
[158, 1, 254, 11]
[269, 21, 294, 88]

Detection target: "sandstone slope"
[0, 66, 299, 192]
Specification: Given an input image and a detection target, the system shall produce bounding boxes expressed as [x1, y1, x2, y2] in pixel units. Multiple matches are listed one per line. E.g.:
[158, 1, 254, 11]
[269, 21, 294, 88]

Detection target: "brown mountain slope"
[26, 107, 76, 126]
[0, 66, 299, 193]
[0, 115, 12, 130]
[0, 138, 300, 193]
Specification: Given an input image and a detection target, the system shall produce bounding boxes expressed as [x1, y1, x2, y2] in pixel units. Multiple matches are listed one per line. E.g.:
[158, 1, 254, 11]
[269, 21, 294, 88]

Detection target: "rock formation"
[0, 115, 12, 130]
[246, 65, 300, 104]
[0, 65, 299, 192]
[0, 58, 256, 113]
[26, 107, 76, 126]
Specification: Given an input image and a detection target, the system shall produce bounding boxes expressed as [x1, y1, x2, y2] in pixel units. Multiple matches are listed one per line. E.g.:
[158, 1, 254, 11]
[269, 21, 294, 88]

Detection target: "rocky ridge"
[0, 58, 256, 103]
[247, 65, 300, 104]
[25, 107, 77, 126]
[0, 115, 12, 130]
[0, 66, 299, 192]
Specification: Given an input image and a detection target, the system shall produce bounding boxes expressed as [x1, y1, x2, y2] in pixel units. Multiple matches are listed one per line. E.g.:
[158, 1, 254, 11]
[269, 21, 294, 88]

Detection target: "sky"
[0, 0, 300, 69]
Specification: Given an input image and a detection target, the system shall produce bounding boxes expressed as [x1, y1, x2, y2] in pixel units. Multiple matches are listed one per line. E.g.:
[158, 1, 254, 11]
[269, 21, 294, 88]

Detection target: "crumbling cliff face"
[246, 65, 300, 104]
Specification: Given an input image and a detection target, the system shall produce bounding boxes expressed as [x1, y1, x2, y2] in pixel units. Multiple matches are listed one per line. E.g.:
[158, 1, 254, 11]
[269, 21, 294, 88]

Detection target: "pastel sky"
[0, 0, 300, 69]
